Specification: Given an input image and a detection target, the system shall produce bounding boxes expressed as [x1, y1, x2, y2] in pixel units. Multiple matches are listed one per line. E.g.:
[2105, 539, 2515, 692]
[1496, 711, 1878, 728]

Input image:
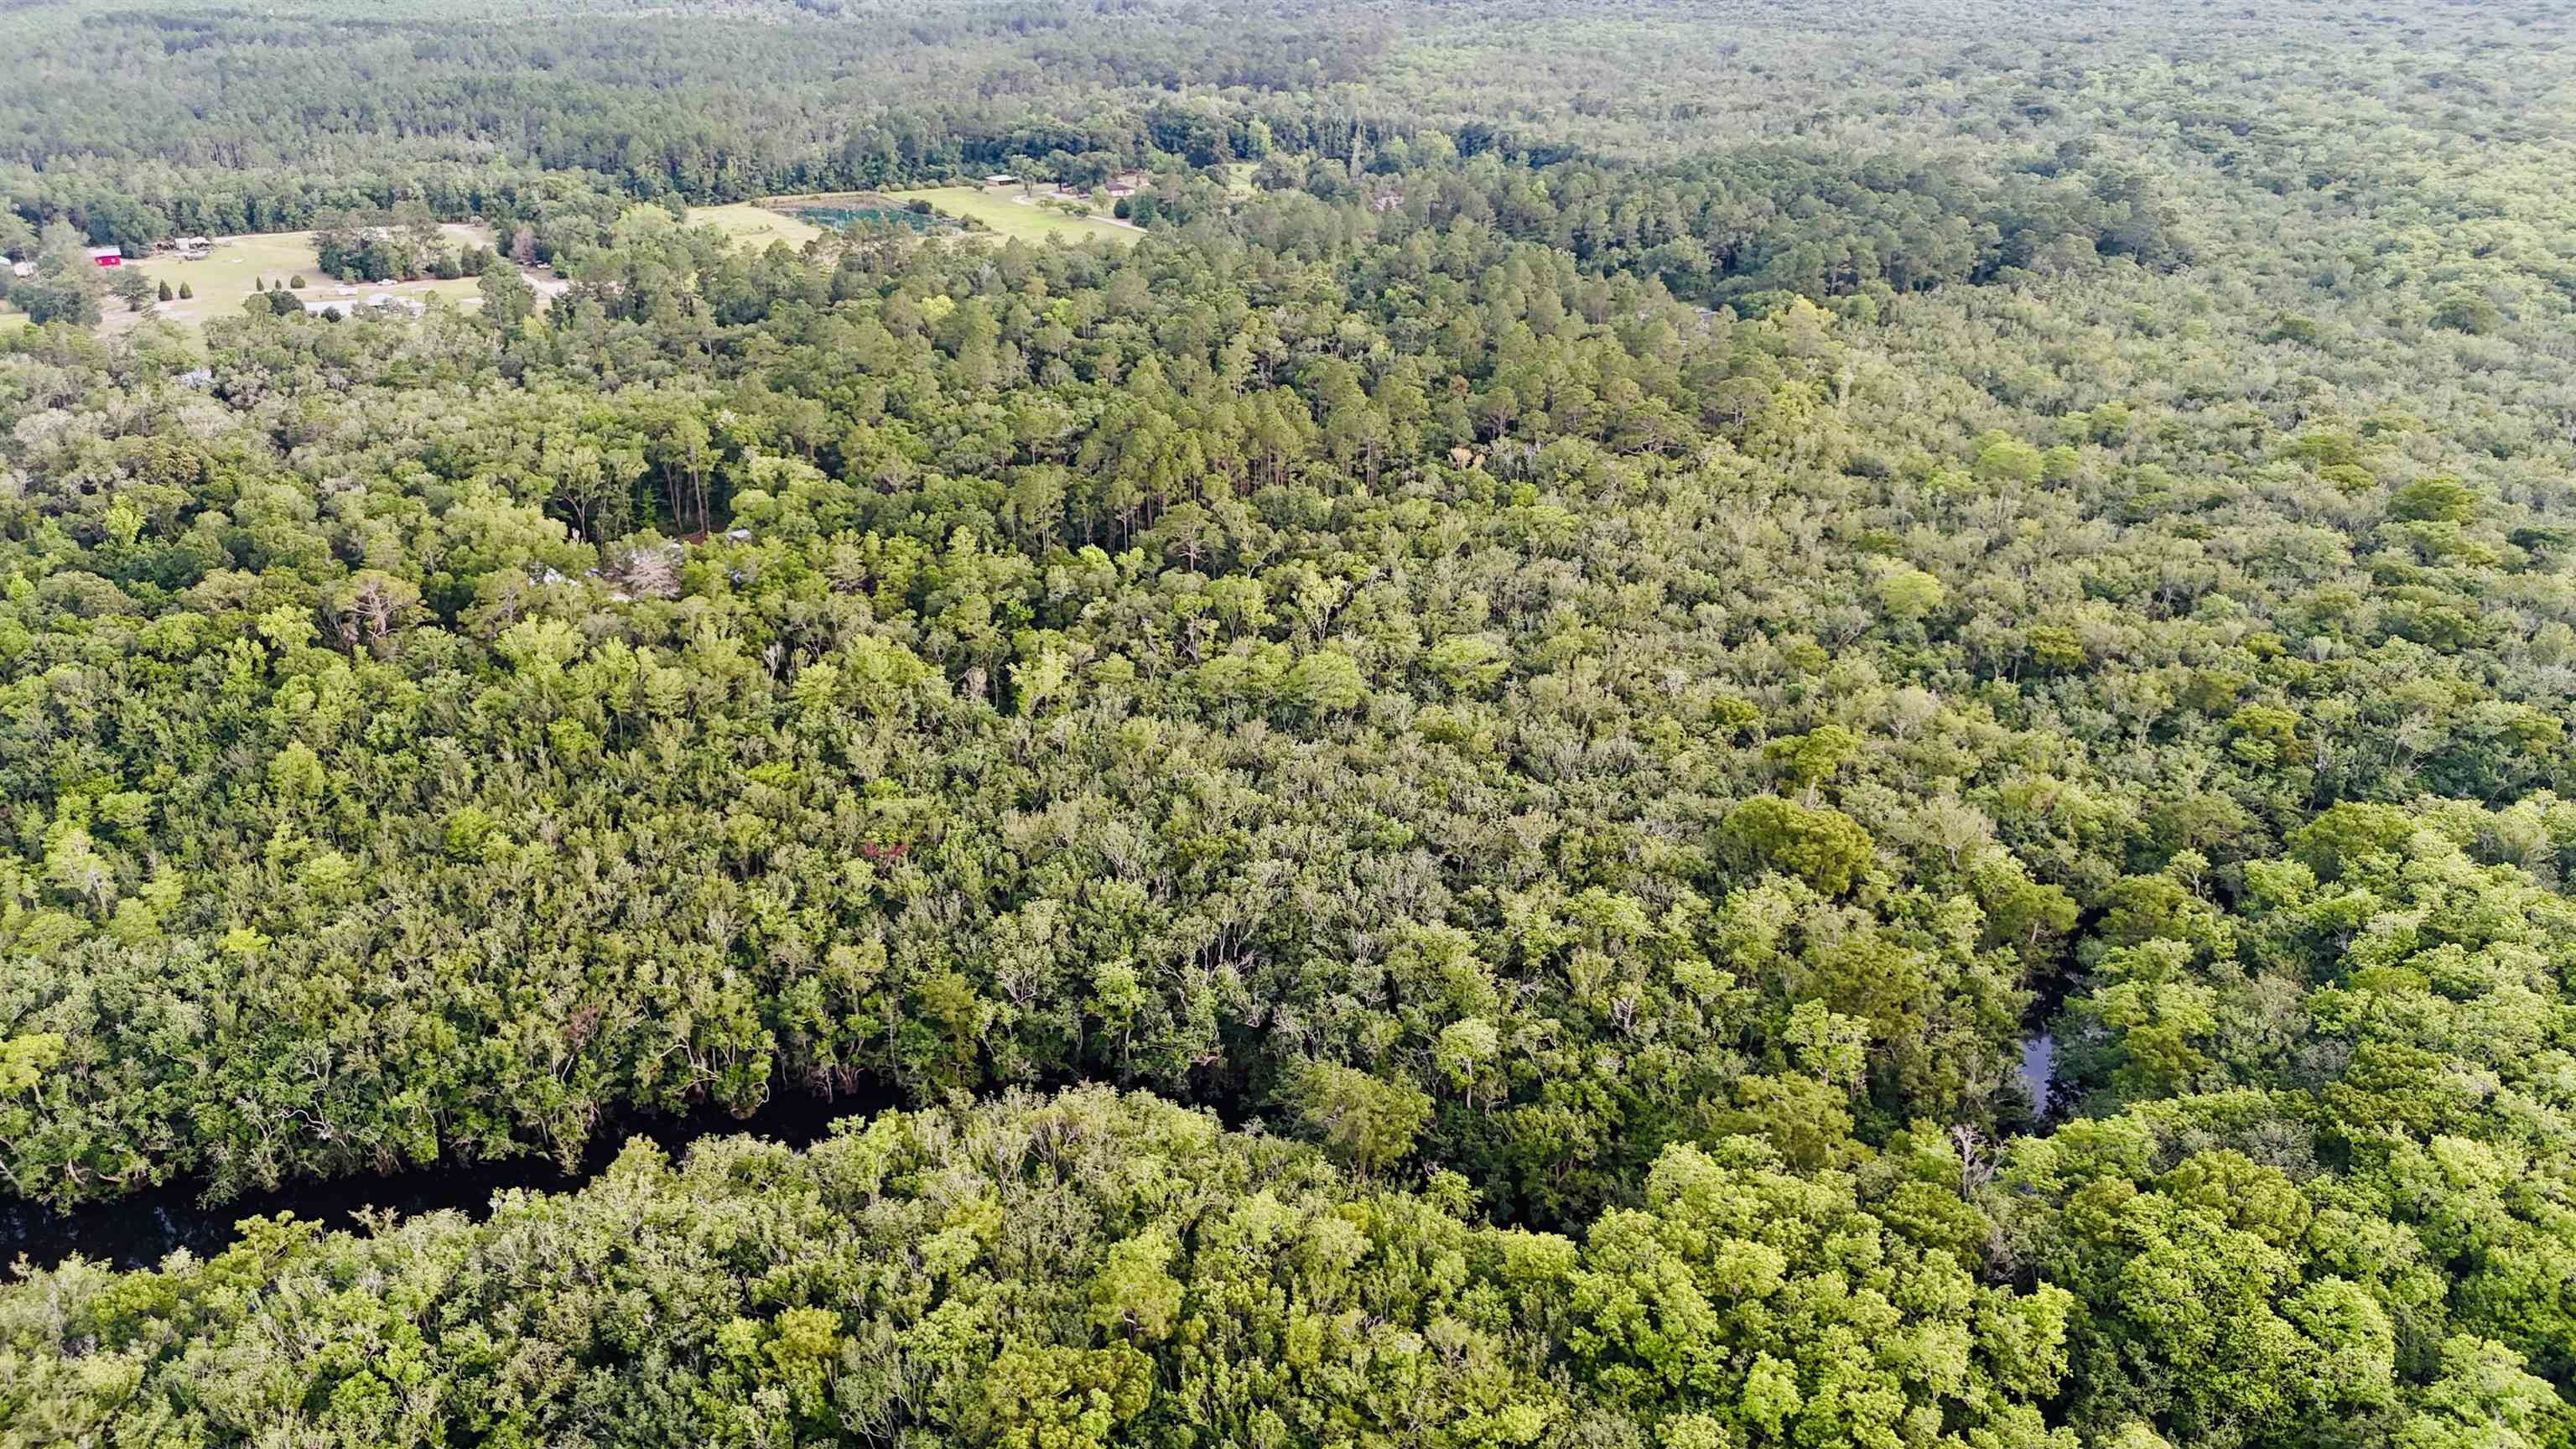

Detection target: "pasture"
[680, 203, 828, 251]
[686, 186, 1138, 253]
[893, 185, 1138, 245]
[106, 223, 501, 335]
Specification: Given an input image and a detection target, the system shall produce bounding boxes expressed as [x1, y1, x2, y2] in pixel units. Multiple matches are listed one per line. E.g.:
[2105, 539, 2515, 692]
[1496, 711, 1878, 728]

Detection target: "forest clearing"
[688, 188, 1135, 249]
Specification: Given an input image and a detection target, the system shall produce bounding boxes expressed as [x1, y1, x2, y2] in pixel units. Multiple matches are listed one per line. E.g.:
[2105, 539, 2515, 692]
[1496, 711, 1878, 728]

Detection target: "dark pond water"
[782, 204, 950, 231]
[2019, 1032, 2056, 1115]
[0, 1084, 900, 1274]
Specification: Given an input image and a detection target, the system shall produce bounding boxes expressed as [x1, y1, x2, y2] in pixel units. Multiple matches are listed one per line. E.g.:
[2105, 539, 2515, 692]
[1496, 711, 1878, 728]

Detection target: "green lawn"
[39, 191, 1120, 340]
[107, 224, 496, 335]
[683, 189, 1137, 253]
[895, 185, 1139, 246]
[680, 202, 827, 251]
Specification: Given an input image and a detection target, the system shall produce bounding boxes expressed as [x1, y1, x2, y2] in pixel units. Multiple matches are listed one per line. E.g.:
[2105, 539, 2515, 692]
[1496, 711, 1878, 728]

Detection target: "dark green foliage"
[4, 276, 100, 326]
[1720, 796, 1877, 895]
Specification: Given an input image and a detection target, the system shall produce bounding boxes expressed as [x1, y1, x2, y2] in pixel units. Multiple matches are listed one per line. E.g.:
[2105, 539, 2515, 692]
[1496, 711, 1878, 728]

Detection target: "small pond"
[780, 203, 951, 231]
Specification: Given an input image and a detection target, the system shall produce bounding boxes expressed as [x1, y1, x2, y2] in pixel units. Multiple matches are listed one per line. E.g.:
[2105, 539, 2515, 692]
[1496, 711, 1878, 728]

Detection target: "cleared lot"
[101, 224, 560, 335]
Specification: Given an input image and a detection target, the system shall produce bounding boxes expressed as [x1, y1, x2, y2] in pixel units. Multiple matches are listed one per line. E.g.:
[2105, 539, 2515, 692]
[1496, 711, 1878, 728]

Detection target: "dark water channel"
[1, 1085, 899, 1274]
[5, 1027, 2069, 1276]
[2019, 1032, 2056, 1114]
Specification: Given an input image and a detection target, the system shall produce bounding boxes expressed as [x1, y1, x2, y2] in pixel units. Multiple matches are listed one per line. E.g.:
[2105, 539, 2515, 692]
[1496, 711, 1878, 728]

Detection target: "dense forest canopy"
[4, 0, 2576, 1445]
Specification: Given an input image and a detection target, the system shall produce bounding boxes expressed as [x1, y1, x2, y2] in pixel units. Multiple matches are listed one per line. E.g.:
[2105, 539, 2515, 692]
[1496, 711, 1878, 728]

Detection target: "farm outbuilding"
[90, 247, 122, 267]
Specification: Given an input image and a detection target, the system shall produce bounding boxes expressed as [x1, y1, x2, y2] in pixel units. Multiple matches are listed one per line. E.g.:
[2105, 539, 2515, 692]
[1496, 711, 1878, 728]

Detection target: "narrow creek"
[1, 1084, 901, 1273]
[7, 1021, 2073, 1275]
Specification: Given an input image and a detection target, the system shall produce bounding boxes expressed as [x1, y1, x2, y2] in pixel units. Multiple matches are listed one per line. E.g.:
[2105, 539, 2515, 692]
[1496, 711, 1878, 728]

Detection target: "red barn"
[89, 247, 122, 267]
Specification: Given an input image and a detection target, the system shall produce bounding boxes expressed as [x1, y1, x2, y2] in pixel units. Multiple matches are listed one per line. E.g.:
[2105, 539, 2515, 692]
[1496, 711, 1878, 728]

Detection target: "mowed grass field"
[680, 202, 828, 251]
[893, 185, 1137, 246]
[107, 223, 496, 335]
[688, 189, 1135, 250]
[11, 188, 1137, 339]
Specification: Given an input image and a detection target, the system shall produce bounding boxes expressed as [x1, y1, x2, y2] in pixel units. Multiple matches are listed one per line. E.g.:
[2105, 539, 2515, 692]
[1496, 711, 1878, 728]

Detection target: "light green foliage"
[1873, 564, 1945, 623]
[1570, 1138, 2074, 1447]
[1973, 434, 2046, 486]
[1292, 1060, 1432, 1177]
[0, 1032, 65, 1093]
[0, 1090, 2090, 1448]
[2389, 476, 2480, 525]
[1721, 796, 1877, 895]
[1762, 724, 1861, 792]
